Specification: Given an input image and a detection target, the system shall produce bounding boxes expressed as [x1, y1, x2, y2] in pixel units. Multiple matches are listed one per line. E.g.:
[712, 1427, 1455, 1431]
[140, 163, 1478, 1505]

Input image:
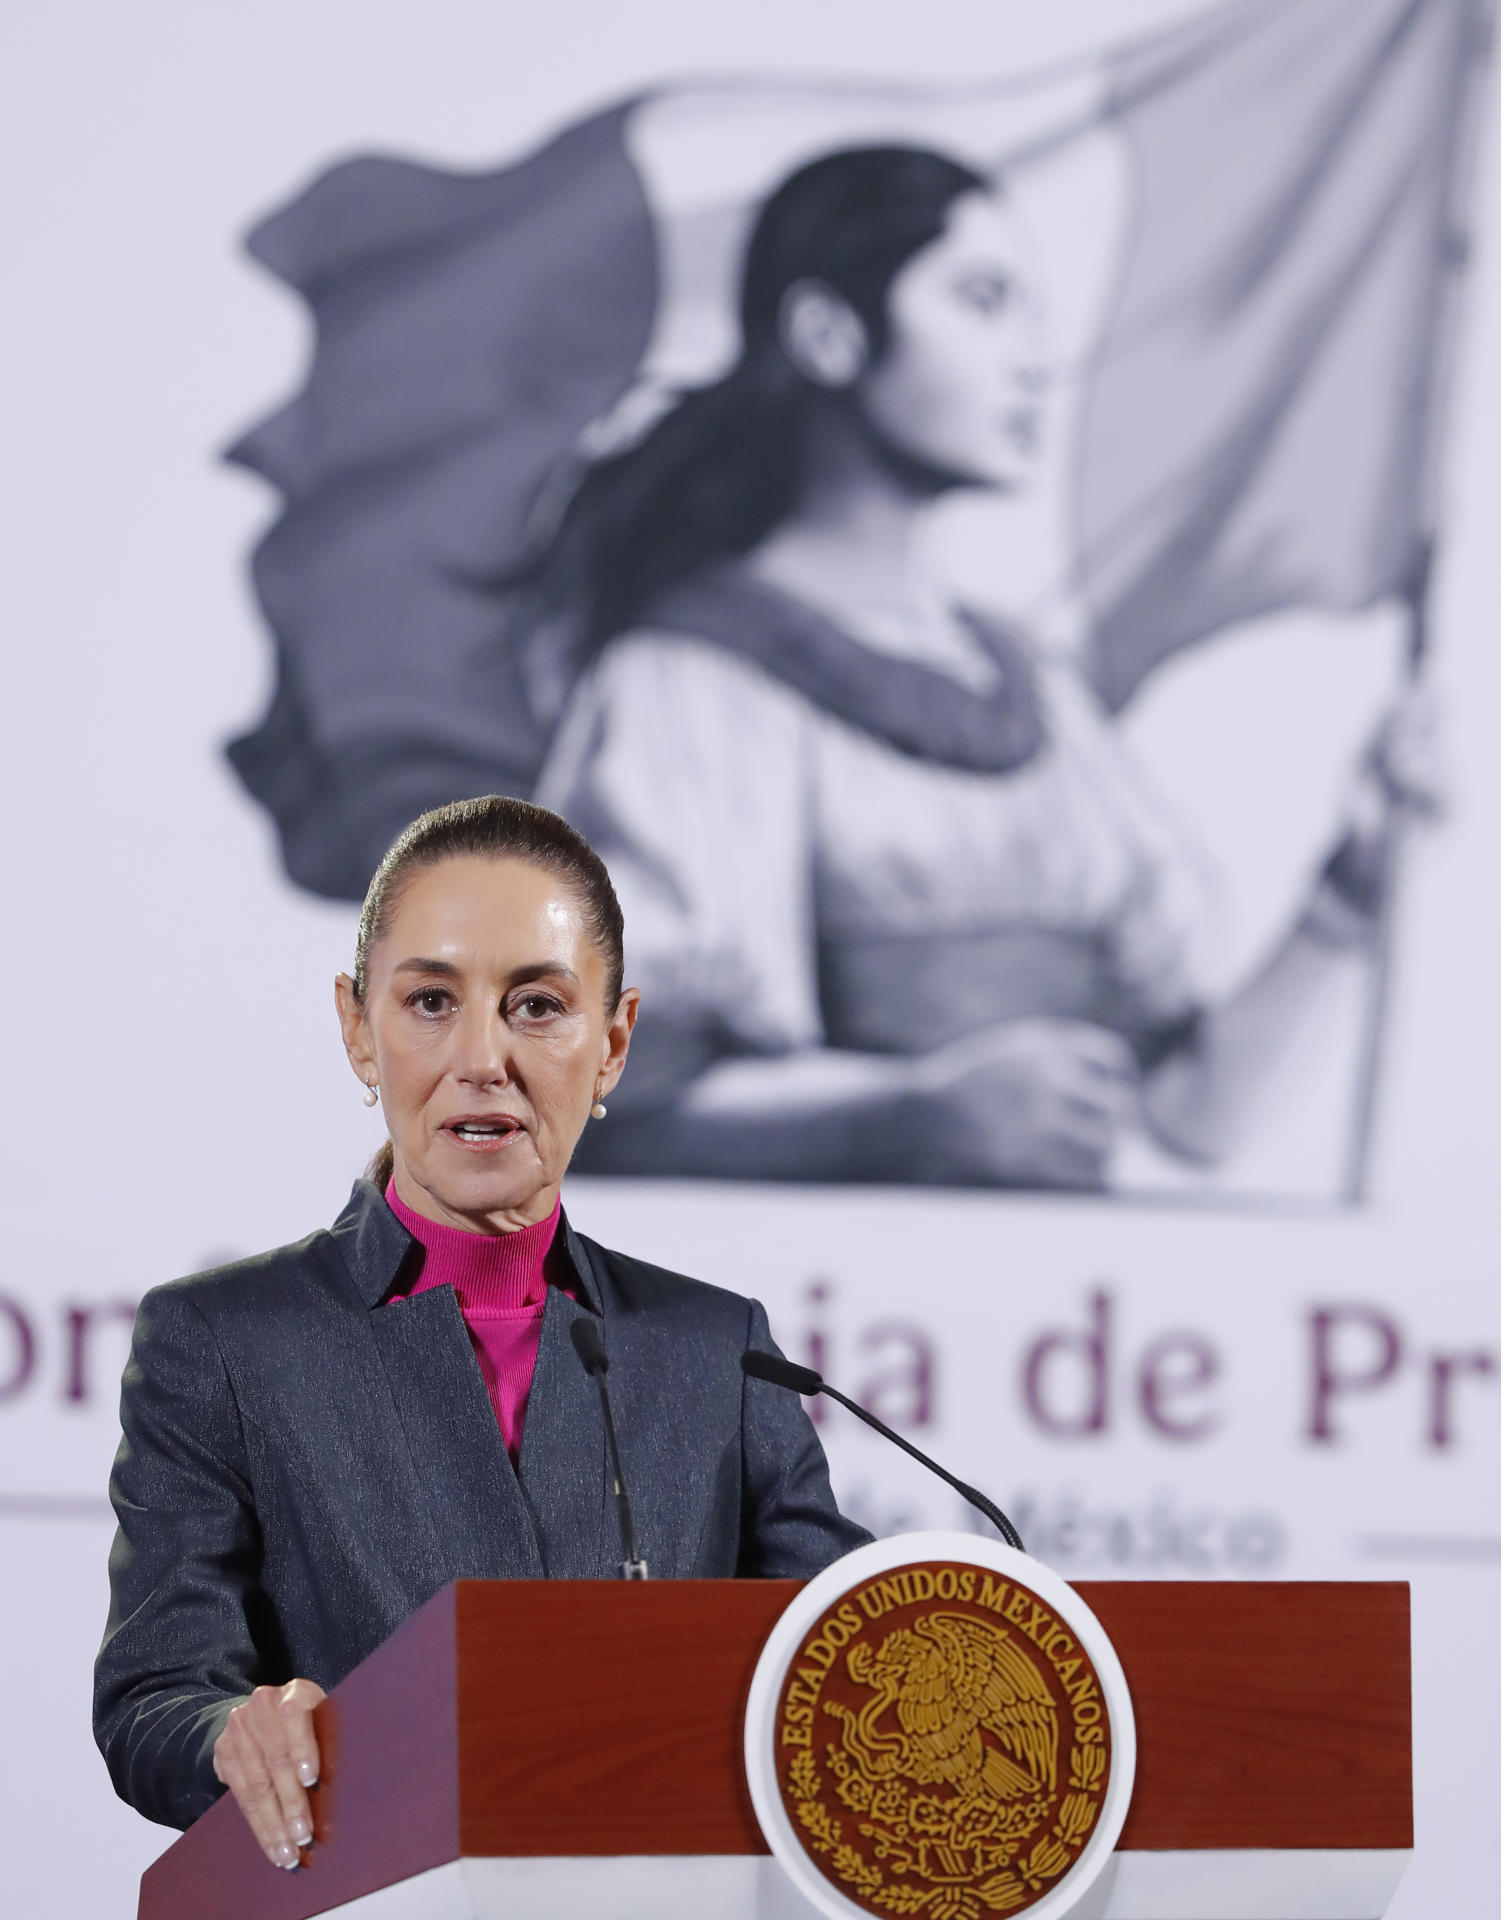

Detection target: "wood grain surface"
[455, 1578, 790, 1857]
[1078, 1580, 1412, 1851]
[136, 1576, 1411, 1919]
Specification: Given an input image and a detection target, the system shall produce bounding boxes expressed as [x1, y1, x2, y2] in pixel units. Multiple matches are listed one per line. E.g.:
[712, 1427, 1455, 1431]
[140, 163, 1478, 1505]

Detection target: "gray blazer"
[94, 1181, 868, 1830]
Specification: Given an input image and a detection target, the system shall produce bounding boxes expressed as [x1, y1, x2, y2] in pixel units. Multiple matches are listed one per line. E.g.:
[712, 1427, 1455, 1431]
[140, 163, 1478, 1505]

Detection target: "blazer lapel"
[516, 1232, 610, 1578]
[368, 1287, 546, 1581]
[332, 1180, 545, 1582]
[333, 1183, 614, 1583]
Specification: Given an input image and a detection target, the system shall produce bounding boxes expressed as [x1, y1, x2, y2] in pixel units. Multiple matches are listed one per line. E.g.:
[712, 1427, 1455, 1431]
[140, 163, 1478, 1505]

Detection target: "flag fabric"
[1076, 0, 1489, 709]
[228, 0, 1490, 897]
[229, 105, 657, 895]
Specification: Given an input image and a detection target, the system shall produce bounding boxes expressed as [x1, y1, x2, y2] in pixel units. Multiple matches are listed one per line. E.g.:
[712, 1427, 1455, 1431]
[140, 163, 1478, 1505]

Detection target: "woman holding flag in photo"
[228, 0, 1473, 1190]
[529, 142, 1440, 1188]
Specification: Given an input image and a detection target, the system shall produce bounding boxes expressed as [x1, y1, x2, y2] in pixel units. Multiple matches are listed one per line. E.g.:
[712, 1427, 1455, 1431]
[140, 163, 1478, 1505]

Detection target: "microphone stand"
[571, 1318, 649, 1579]
[742, 1349, 1025, 1552]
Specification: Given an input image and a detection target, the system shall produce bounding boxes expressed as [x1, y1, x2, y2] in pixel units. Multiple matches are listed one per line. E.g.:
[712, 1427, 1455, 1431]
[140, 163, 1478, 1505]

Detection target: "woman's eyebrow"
[506, 961, 581, 987]
[392, 956, 463, 979]
[391, 957, 581, 986]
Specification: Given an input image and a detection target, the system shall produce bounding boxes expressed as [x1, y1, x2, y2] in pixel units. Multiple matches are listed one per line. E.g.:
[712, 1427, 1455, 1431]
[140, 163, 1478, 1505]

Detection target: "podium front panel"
[137, 1577, 1411, 1920]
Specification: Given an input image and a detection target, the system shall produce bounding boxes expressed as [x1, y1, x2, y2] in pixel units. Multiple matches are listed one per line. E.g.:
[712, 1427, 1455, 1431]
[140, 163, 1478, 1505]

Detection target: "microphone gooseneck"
[740, 1348, 1026, 1552]
[570, 1317, 649, 1579]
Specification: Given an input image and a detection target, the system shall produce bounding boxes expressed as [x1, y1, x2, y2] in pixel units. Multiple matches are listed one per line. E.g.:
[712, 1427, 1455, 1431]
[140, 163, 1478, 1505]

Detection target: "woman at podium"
[94, 795, 869, 1866]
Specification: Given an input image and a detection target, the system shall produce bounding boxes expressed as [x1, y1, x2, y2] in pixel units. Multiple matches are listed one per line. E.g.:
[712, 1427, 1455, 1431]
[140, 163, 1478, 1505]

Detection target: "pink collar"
[385, 1181, 562, 1313]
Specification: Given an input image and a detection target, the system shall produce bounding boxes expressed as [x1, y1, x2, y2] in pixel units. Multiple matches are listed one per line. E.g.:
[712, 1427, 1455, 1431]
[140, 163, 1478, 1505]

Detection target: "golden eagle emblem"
[776, 1571, 1112, 1920]
[831, 1611, 1058, 1811]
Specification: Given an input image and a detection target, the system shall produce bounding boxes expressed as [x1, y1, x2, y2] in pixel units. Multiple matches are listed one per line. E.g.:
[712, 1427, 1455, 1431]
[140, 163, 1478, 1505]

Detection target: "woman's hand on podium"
[212, 1677, 327, 1869]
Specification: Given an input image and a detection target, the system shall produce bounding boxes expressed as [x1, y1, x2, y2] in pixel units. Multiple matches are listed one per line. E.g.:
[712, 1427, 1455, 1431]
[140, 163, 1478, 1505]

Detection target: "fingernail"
[296, 1761, 319, 1787]
[289, 1817, 312, 1845]
[272, 1842, 298, 1869]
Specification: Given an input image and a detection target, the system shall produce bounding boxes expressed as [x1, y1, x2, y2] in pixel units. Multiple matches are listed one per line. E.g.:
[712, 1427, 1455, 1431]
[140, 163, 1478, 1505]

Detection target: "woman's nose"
[1012, 293, 1052, 391]
[454, 1006, 512, 1086]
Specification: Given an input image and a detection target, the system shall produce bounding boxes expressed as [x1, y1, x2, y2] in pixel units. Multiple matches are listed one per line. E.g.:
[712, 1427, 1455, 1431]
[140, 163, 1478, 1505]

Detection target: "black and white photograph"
[230, 0, 1473, 1199]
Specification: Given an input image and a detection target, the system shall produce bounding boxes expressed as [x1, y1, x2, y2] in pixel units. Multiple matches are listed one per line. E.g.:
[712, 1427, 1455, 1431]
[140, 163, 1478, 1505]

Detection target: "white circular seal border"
[745, 1531, 1137, 1920]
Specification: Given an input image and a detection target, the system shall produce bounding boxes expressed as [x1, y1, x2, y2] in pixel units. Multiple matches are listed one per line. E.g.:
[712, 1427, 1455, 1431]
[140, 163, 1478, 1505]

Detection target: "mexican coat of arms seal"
[745, 1533, 1135, 1920]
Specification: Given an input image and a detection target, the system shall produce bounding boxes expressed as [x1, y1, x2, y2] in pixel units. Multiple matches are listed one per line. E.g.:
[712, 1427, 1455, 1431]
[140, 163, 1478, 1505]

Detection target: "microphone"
[570, 1317, 649, 1579]
[741, 1349, 1025, 1552]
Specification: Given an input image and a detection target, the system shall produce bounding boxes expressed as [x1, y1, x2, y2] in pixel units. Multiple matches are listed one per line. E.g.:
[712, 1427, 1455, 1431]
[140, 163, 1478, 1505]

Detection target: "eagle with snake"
[827, 1610, 1059, 1808]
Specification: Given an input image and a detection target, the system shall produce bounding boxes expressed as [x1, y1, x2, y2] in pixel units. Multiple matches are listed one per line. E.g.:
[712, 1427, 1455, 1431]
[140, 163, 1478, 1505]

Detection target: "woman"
[93, 796, 867, 1862]
[532, 144, 1435, 1189]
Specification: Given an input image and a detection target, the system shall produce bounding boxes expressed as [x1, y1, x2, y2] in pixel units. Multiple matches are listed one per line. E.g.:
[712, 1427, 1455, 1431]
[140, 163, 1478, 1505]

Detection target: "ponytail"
[537, 349, 807, 659]
[532, 144, 988, 656]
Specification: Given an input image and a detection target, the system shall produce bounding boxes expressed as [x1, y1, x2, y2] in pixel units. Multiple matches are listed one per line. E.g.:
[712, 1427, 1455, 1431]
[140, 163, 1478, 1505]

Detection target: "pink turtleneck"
[385, 1182, 573, 1464]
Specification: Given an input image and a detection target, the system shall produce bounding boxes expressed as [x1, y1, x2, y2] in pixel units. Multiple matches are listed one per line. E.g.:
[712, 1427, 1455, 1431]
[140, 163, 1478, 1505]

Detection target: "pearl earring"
[591, 1087, 608, 1120]
[363, 1082, 379, 1108]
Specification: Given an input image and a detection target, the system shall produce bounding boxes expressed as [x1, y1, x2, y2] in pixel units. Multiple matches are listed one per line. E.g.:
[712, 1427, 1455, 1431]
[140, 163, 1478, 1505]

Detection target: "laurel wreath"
[785, 1741, 1105, 1919]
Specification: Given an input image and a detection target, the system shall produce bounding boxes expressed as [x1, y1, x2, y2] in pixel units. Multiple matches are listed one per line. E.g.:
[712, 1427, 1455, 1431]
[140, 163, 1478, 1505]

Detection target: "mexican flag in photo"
[230, 0, 1490, 896]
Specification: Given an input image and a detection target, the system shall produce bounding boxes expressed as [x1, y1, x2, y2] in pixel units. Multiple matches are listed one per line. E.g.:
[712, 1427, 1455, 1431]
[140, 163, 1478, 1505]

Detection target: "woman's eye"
[958, 273, 1012, 315]
[514, 993, 562, 1021]
[411, 988, 452, 1016]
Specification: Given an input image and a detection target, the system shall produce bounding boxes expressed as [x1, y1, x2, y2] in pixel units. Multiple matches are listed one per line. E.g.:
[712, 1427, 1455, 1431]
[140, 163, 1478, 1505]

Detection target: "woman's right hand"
[212, 1677, 326, 1870]
[908, 1018, 1139, 1188]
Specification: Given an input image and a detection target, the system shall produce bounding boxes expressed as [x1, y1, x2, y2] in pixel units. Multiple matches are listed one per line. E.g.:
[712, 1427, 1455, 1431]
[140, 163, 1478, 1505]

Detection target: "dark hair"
[533, 145, 988, 658]
[354, 795, 624, 1189]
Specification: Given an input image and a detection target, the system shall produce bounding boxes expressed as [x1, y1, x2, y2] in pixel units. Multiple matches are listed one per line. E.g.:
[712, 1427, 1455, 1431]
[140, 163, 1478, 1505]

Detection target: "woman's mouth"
[443, 1117, 524, 1151]
[1001, 406, 1039, 453]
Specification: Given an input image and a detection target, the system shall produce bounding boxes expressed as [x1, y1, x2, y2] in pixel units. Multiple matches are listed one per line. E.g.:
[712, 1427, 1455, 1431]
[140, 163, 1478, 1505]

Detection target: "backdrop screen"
[2, 3, 1497, 1916]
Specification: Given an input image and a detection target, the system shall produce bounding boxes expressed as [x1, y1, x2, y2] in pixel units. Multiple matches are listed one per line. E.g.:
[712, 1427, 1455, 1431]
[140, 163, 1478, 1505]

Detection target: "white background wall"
[1, 2, 1497, 1915]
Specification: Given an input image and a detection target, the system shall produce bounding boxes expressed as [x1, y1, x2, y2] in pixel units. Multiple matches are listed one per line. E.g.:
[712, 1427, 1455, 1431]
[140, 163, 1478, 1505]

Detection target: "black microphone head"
[741, 1348, 823, 1397]
[570, 1315, 608, 1376]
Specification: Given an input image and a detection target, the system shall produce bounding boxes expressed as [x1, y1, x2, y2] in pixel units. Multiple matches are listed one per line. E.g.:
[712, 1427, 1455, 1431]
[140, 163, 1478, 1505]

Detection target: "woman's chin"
[412, 1138, 555, 1221]
[965, 449, 1037, 495]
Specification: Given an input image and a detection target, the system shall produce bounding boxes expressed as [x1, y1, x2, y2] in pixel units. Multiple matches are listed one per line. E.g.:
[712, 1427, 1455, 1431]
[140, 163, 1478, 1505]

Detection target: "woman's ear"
[778, 279, 869, 388]
[598, 987, 641, 1096]
[334, 974, 377, 1086]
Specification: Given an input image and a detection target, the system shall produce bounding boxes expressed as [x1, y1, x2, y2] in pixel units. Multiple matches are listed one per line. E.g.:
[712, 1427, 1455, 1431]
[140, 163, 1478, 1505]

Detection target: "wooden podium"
[138, 1579, 1411, 1920]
